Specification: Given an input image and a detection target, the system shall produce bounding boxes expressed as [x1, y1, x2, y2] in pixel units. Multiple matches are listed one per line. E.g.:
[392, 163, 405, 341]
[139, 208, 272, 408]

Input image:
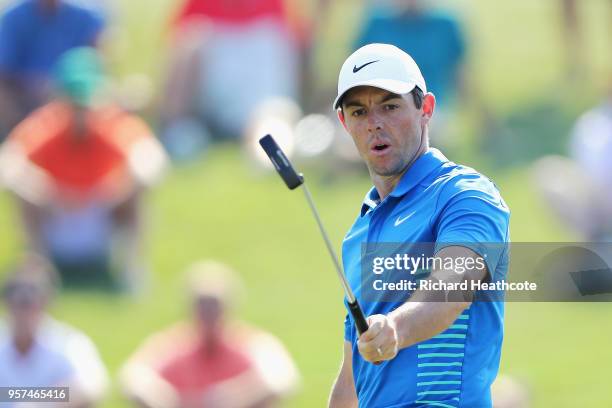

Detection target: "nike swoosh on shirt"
[394, 211, 417, 227]
[353, 60, 379, 73]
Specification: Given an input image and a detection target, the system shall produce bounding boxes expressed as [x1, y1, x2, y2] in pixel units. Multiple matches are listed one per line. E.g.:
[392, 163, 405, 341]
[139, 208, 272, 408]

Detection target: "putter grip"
[348, 299, 369, 335]
[259, 135, 304, 190]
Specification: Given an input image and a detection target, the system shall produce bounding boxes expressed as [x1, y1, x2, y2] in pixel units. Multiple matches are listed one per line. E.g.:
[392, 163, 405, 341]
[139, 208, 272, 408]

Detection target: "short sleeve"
[434, 175, 510, 278]
[246, 331, 299, 395]
[344, 313, 353, 342]
[65, 331, 109, 400]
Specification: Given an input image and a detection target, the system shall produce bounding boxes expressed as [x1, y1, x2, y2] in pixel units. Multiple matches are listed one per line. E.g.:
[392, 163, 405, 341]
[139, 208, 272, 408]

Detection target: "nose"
[367, 111, 383, 133]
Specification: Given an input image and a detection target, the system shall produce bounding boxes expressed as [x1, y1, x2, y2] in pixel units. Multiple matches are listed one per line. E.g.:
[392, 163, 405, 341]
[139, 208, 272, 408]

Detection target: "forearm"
[389, 297, 468, 349]
[328, 379, 358, 408]
[119, 361, 179, 408]
[202, 369, 277, 408]
[0, 141, 55, 206]
[328, 341, 357, 408]
[0, 78, 23, 127]
[389, 246, 486, 349]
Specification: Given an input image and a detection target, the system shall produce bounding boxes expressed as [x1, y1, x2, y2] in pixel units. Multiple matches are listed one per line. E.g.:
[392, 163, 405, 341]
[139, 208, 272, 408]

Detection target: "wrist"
[388, 310, 409, 350]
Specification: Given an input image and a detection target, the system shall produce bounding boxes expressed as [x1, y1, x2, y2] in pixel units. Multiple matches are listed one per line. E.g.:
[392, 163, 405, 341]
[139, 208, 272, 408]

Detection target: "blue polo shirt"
[342, 148, 510, 408]
[0, 0, 104, 77]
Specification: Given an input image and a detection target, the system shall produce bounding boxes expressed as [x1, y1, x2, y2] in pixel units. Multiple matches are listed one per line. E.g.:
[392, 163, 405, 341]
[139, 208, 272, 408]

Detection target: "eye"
[351, 108, 366, 117]
[384, 104, 399, 111]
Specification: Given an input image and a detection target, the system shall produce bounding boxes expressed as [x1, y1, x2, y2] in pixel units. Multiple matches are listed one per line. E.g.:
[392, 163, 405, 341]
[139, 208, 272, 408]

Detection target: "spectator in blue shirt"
[0, 0, 105, 139]
[353, 0, 486, 147]
[355, 0, 465, 108]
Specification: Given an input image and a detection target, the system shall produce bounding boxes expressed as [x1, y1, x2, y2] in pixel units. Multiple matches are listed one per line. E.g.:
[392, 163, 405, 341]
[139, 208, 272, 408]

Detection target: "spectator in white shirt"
[532, 86, 612, 241]
[0, 253, 109, 407]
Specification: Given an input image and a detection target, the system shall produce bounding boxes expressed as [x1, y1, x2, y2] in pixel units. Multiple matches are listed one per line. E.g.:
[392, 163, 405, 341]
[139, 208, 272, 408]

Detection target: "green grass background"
[1, 0, 612, 406]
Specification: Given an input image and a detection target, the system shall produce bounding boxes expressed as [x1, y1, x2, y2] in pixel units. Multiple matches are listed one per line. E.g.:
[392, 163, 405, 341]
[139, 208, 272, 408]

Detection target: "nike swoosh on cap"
[353, 60, 379, 73]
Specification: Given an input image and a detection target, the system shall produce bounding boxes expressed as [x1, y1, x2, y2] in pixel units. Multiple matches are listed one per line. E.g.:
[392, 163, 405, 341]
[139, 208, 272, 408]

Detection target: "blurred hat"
[334, 43, 427, 109]
[185, 260, 245, 307]
[53, 47, 105, 106]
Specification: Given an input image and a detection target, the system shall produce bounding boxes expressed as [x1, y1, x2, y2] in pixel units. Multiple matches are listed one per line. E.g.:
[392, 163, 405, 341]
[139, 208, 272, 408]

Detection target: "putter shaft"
[302, 183, 357, 304]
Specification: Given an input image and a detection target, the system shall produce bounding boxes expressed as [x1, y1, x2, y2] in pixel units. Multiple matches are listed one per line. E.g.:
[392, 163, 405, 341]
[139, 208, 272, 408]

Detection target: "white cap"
[333, 43, 427, 110]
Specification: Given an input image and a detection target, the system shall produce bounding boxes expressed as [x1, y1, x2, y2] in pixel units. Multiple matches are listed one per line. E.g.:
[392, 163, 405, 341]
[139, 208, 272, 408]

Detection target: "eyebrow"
[343, 92, 403, 109]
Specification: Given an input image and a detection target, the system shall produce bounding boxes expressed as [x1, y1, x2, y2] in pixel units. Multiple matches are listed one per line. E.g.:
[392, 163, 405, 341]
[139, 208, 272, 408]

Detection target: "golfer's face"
[342, 87, 424, 177]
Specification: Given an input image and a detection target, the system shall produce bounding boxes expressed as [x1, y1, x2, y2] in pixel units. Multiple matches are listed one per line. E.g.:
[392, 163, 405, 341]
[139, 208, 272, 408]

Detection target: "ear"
[422, 93, 436, 118]
[337, 109, 348, 131]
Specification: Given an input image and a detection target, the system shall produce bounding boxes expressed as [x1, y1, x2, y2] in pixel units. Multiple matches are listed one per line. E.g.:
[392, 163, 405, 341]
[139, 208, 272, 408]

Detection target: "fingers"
[357, 314, 399, 363]
[360, 315, 385, 342]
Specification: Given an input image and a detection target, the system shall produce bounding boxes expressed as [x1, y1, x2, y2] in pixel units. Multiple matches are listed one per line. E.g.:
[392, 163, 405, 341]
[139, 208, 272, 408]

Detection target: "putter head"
[259, 134, 304, 190]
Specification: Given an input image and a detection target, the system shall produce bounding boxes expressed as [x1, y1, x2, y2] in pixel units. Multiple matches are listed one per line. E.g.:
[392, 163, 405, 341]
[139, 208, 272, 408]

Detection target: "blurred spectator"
[159, 0, 301, 159]
[560, 0, 583, 81]
[0, 47, 168, 291]
[353, 0, 477, 146]
[491, 374, 531, 408]
[559, 0, 612, 82]
[532, 86, 612, 241]
[120, 260, 299, 408]
[0, 253, 109, 406]
[0, 0, 105, 140]
[355, 0, 465, 109]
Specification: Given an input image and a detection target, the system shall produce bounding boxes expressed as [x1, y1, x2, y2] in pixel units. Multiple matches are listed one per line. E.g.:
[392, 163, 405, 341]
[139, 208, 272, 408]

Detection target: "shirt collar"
[361, 187, 381, 216]
[360, 148, 448, 216]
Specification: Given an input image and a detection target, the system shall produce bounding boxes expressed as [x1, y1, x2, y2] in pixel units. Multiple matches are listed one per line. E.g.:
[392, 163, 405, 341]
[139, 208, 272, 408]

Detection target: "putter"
[259, 134, 369, 335]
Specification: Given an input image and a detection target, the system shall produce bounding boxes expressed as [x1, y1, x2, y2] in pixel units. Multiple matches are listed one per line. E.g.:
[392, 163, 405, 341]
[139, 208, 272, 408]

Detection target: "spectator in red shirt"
[120, 260, 300, 408]
[0, 47, 168, 292]
[159, 0, 303, 159]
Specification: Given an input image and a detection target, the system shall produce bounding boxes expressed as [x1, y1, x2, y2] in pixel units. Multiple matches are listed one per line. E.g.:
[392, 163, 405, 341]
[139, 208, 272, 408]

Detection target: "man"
[0, 47, 167, 291]
[328, 44, 510, 407]
[0, 0, 105, 139]
[0, 253, 109, 407]
[120, 260, 299, 408]
[532, 82, 612, 241]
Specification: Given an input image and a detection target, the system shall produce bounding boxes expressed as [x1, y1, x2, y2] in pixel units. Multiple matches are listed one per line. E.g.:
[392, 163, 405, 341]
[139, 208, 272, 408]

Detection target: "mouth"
[370, 143, 390, 155]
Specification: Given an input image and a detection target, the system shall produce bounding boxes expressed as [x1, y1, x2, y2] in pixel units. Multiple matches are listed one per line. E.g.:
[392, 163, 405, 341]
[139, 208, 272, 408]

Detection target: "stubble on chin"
[368, 159, 407, 179]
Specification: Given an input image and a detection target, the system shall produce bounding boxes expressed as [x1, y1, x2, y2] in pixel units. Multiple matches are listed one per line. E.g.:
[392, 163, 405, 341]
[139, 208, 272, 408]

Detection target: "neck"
[14, 334, 35, 355]
[371, 169, 408, 201]
[399, 8, 422, 19]
[38, 0, 59, 15]
[198, 333, 223, 358]
[70, 105, 89, 140]
[372, 139, 429, 200]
